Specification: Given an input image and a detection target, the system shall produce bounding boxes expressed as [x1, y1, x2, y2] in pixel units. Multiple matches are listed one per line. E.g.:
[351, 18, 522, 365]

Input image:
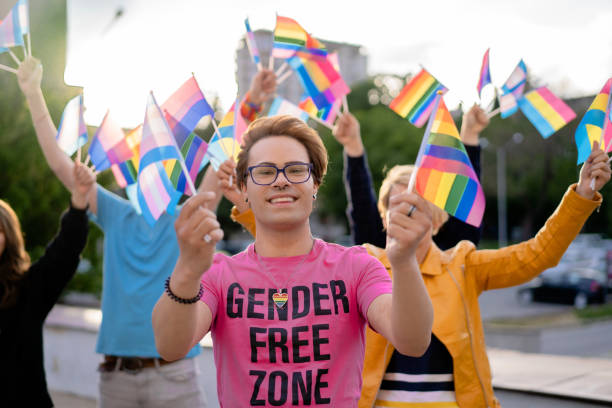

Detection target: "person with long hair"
[0, 160, 94, 407]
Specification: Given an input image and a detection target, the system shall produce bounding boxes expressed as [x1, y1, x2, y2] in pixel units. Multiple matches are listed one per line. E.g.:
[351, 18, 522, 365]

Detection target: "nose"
[271, 169, 290, 188]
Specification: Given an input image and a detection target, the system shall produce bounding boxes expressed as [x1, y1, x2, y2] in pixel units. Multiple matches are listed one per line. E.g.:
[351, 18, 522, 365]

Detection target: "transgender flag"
[499, 59, 527, 118]
[88, 111, 133, 171]
[161, 76, 214, 147]
[477, 48, 491, 98]
[244, 18, 261, 69]
[56, 95, 88, 156]
[0, 0, 28, 51]
[137, 92, 184, 226]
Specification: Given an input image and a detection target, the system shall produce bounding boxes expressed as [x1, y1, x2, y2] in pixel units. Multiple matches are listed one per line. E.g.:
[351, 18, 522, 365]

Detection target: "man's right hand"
[333, 113, 364, 157]
[174, 192, 224, 282]
[17, 56, 43, 98]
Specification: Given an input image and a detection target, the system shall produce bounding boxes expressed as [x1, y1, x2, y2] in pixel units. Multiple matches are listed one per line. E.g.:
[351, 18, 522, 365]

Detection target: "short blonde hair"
[378, 165, 449, 235]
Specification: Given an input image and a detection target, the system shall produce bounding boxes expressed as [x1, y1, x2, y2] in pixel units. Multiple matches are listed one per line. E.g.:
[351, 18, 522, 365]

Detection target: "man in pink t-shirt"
[153, 115, 434, 406]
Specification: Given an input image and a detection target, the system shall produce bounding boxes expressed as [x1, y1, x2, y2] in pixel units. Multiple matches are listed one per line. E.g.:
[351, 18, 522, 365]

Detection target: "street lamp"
[496, 132, 523, 247]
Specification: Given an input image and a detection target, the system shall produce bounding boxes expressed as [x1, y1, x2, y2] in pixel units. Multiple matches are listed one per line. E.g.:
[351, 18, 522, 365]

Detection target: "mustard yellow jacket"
[230, 185, 601, 408]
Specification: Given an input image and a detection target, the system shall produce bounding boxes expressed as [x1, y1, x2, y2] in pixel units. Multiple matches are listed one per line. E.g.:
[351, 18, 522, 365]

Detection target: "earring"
[313, 193, 317, 200]
[245, 197, 248, 203]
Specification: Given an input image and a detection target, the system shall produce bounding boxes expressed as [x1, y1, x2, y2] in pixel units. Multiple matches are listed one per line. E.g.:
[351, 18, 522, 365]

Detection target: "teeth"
[270, 197, 295, 204]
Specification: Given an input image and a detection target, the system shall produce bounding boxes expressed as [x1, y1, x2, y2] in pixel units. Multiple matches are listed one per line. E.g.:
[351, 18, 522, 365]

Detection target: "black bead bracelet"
[164, 276, 203, 304]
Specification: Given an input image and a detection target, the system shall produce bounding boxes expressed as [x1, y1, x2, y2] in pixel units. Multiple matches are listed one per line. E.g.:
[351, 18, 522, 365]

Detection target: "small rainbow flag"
[88, 111, 133, 171]
[56, 95, 88, 156]
[110, 126, 141, 188]
[272, 15, 308, 59]
[161, 76, 214, 147]
[287, 50, 350, 109]
[0, 0, 27, 51]
[517, 87, 576, 139]
[499, 59, 527, 118]
[389, 68, 448, 128]
[137, 93, 184, 226]
[414, 94, 485, 227]
[166, 130, 208, 196]
[298, 95, 340, 128]
[574, 78, 612, 164]
[244, 18, 261, 68]
[477, 48, 491, 98]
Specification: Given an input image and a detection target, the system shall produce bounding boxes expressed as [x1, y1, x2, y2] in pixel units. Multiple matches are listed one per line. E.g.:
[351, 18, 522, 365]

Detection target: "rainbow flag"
[137, 93, 183, 226]
[414, 95, 485, 227]
[167, 131, 208, 196]
[272, 15, 308, 59]
[499, 59, 527, 118]
[244, 18, 261, 68]
[0, 0, 27, 51]
[389, 68, 448, 128]
[574, 78, 612, 164]
[161, 76, 214, 147]
[298, 94, 340, 127]
[303, 32, 327, 57]
[477, 48, 491, 98]
[517, 87, 576, 139]
[55, 95, 88, 156]
[88, 111, 133, 171]
[287, 50, 350, 109]
[110, 126, 141, 188]
[269, 97, 310, 122]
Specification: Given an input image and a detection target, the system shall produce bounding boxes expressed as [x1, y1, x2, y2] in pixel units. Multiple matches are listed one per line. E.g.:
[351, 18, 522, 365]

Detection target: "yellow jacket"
[230, 185, 601, 408]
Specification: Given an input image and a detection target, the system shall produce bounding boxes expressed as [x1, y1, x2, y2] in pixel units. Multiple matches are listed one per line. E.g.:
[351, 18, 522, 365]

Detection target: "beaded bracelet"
[164, 276, 203, 304]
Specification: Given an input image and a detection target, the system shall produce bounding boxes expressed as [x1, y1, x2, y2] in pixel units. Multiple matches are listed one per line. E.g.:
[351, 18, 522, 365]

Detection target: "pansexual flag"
[414, 95, 485, 227]
[499, 59, 527, 118]
[167, 131, 208, 196]
[0, 0, 27, 51]
[161, 76, 214, 147]
[389, 68, 448, 128]
[88, 111, 133, 171]
[287, 50, 350, 109]
[477, 48, 491, 98]
[269, 97, 310, 122]
[244, 18, 261, 68]
[137, 93, 183, 226]
[574, 78, 612, 164]
[272, 15, 308, 59]
[56, 95, 88, 156]
[518, 87, 576, 139]
[110, 125, 141, 188]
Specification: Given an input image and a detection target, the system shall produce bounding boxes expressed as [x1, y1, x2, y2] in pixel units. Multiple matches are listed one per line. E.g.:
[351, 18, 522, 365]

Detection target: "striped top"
[374, 335, 458, 407]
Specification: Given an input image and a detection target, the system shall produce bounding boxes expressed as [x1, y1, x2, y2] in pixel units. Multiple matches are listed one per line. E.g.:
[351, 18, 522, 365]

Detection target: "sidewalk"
[488, 348, 612, 404]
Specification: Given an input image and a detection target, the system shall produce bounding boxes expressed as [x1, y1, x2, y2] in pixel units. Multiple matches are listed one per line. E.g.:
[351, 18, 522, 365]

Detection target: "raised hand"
[577, 141, 612, 199]
[385, 192, 432, 268]
[216, 159, 248, 212]
[332, 112, 364, 157]
[17, 56, 43, 98]
[248, 69, 277, 105]
[460, 104, 489, 146]
[174, 192, 224, 280]
[71, 160, 96, 210]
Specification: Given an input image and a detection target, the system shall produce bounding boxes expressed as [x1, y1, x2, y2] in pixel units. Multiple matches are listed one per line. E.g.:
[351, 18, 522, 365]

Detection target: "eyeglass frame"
[246, 162, 314, 186]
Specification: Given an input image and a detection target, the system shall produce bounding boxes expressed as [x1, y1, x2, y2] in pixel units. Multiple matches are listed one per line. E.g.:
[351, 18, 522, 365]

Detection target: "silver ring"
[203, 234, 212, 243]
[407, 205, 417, 217]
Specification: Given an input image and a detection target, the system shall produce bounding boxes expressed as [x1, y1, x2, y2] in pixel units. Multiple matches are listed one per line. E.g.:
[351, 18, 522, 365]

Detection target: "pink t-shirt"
[200, 239, 392, 407]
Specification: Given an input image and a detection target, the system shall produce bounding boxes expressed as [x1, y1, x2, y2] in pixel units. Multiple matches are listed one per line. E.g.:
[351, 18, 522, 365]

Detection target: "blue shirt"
[90, 186, 200, 358]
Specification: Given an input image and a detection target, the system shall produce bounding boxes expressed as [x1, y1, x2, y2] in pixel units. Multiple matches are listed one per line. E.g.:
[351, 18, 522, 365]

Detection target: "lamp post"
[496, 132, 523, 247]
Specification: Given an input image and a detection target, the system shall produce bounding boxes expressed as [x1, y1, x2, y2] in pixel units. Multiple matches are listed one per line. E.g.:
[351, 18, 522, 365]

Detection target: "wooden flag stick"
[77, 146, 82, 163]
[275, 62, 288, 77]
[342, 95, 349, 113]
[0, 64, 18, 74]
[178, 158, 197, 196]
[268, 55, 275, 71]
[84, 154, 91, 166]
[211, 119, 231, 158]
[26, 33, 32, 57]
[277, 69, 293, 85]
[7, 49, 21, 65]
[487, 107, 500, 119]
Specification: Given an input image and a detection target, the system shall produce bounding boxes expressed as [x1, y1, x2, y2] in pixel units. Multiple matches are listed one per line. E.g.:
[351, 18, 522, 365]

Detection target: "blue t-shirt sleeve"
[89, 185, 134, 230]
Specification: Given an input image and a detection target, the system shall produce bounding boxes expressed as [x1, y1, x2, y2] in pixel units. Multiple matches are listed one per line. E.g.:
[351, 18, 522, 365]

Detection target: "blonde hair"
[378, 165, 449, 235]
[0, 199, 31, 309]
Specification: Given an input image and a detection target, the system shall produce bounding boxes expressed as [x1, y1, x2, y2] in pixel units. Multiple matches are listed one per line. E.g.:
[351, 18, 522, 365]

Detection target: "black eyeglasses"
[246, 162, 313, 185]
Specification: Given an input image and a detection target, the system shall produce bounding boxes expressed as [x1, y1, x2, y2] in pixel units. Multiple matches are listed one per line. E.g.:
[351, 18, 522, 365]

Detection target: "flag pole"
[178, 157, 197, 196]
[7, 49, 21, 65]
[275, 62, 288, 77]
[407, 91, 443, 193]
[26, 32, 32, 57]
[487, 107, 501, 119]
[277, 69, 293, 85]
[0, 64, 18, 74]
[342, 95, 349, 113]
[211, 119, 231, 158]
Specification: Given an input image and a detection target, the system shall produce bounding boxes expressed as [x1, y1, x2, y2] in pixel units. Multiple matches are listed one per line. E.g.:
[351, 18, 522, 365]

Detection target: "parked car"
[518, 236, 608, 309]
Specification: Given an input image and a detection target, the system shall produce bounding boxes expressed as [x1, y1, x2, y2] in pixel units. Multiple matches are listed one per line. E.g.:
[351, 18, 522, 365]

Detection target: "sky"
[64, 0, 612, 128]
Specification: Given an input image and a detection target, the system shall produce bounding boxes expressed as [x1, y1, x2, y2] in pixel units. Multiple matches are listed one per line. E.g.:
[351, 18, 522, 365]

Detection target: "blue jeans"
[98, 357, 207, 408]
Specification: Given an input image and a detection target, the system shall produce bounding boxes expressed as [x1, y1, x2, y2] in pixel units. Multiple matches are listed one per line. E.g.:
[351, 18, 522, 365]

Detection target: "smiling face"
[245, 135, 318, 230]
